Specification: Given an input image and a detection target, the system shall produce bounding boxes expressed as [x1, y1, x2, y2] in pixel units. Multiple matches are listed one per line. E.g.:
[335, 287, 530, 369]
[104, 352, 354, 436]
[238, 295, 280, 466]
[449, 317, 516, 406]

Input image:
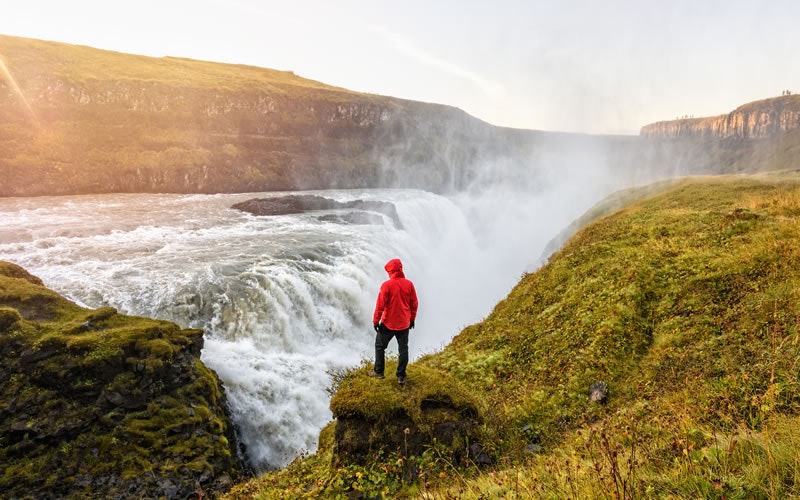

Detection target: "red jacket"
[373, 259, 418, 331]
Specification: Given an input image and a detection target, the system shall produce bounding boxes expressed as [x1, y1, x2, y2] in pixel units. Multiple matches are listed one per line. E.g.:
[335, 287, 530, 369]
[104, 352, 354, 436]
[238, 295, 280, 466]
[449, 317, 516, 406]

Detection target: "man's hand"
[374, 323, 380, 332]
[409, 320, 415, 329]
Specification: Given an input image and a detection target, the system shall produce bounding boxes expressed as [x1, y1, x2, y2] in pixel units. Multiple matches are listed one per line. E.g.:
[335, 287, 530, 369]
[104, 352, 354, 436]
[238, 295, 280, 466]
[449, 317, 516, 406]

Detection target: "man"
[369, 258, 418, 385]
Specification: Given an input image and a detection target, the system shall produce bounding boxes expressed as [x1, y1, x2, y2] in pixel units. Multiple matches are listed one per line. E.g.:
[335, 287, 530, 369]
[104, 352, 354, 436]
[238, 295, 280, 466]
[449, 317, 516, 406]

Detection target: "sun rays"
[0, 54, 39, 125]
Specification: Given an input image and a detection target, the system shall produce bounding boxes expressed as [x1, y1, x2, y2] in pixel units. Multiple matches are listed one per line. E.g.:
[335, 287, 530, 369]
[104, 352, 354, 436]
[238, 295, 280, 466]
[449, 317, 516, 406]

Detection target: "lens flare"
[0, 54, 39, 125]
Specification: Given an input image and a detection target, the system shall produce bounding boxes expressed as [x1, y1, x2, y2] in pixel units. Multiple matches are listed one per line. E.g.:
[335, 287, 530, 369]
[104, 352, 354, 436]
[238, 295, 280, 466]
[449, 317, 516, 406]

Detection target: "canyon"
[3, 35, 799, 199]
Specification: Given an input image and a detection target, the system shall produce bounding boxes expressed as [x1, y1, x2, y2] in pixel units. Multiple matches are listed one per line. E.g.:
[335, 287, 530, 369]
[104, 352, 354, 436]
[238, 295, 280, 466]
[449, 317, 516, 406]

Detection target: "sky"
[1, 0, 798, 134]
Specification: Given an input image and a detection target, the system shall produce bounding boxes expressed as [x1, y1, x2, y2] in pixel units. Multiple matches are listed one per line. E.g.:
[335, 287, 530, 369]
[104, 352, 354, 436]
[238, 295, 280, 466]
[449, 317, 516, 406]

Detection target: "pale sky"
[2, 0, 798, 134]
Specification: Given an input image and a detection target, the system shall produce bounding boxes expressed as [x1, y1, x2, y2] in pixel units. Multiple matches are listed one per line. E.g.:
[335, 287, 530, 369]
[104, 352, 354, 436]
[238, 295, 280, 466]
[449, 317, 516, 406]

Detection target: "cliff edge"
[0, 261, 243, 498]
[640, 94, 800, 139]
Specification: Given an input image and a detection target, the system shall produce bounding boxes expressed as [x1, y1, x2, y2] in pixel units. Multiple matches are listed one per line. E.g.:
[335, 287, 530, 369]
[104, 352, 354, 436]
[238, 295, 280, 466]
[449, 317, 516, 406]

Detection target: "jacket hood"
[384, 258, 405, 278]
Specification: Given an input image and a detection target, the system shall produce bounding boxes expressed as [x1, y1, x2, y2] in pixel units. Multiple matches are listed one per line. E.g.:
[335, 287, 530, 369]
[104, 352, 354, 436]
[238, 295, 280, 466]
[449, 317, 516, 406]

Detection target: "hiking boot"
[368, 370, 385, 379]
[398, 376, 406, 386]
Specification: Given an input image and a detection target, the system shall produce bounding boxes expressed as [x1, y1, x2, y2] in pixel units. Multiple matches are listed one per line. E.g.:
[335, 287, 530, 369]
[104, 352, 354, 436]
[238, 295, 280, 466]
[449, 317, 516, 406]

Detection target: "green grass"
[0, 34, 349, 95]
[226, 172, 800, 499]
[330, 361, 479, 426]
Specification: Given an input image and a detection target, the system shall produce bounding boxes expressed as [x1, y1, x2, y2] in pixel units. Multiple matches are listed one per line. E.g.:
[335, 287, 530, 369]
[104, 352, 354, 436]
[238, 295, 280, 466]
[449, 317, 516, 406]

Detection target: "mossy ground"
[0, 262, 240, 498]
[330, 361, 479, 427]
[226, 172, 800, 499]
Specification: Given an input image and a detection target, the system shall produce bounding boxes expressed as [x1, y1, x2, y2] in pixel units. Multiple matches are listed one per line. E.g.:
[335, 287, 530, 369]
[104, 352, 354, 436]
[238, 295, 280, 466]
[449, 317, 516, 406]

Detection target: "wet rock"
[157, 478, 179, 498]
[232, 195, 404, 229]
[318, 211, 386, 226]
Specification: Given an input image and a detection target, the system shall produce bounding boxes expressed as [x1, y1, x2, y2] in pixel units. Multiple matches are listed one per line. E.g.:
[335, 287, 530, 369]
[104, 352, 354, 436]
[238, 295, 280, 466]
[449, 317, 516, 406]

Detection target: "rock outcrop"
[329, 363, 482, 468]
[0, 261, 243, 498]
[640, 95, 800, 139]
[232, 194, 403, 228]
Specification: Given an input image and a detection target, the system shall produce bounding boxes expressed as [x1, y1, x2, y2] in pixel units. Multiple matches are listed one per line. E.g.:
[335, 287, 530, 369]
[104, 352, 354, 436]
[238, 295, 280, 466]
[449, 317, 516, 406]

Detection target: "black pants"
[374, 326, 409, 378]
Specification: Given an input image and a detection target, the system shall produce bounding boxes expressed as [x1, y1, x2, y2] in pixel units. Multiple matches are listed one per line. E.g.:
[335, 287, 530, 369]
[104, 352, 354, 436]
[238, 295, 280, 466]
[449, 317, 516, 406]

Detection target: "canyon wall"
[640, 95, 800, 139]
[0, 35, 538, 197]
[2, 35, 794, 198]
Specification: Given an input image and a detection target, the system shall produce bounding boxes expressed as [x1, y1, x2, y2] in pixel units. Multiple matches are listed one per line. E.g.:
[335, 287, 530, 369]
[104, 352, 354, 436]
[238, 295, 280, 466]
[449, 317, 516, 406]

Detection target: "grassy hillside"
[0, 35, 346, 93]
[224, 172, 800, 498]
[0, 34, 389, 195]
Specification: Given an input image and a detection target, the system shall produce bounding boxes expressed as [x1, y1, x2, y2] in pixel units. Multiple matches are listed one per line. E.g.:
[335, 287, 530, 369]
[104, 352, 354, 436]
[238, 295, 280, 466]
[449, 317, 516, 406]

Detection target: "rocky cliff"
[640, 95, 800, 139]
[0, 261, 243, 498]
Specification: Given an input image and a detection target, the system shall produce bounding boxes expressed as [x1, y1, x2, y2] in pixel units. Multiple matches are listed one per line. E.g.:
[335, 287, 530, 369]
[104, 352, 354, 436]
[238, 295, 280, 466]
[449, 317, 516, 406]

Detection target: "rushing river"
[0, 156, 657, 469]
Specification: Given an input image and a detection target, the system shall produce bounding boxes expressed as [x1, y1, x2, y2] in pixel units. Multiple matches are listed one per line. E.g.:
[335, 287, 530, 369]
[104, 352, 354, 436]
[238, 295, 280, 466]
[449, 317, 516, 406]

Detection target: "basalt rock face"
[0, 261, 243, 499]
[636, 95, 800, 176]
[640, 95, 800, 139]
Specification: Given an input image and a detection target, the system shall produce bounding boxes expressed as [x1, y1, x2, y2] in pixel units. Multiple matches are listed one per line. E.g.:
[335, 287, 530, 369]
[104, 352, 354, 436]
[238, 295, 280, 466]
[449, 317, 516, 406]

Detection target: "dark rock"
[215, 473, 233, 490]
[318, 211, 386, 226]
[105, 391, 125, 406]
[589, 381, 609, 404]
[10, 420, 29, 432]
[332, 408, 479, 468]
[330, 366, 481, 468]
[232, 195, 404, 229]
[524, 443, 543, 454]
[19, 345, 59, 364]
[469, 443, 493, 465]
[157, 478, 179, 498]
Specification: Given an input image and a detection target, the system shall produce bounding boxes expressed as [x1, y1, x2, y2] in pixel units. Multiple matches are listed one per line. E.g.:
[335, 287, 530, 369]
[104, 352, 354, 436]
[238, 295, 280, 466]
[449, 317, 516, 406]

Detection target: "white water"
[0, 154, 661, 469]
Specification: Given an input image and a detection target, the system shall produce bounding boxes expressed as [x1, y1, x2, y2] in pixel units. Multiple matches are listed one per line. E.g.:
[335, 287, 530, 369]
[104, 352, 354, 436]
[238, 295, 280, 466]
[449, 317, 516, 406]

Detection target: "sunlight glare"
[0, 54, 39, 125]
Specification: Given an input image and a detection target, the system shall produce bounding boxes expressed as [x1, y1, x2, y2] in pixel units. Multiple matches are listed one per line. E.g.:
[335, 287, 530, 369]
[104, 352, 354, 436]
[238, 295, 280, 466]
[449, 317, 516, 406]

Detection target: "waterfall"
[0, 148, 654, 468]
